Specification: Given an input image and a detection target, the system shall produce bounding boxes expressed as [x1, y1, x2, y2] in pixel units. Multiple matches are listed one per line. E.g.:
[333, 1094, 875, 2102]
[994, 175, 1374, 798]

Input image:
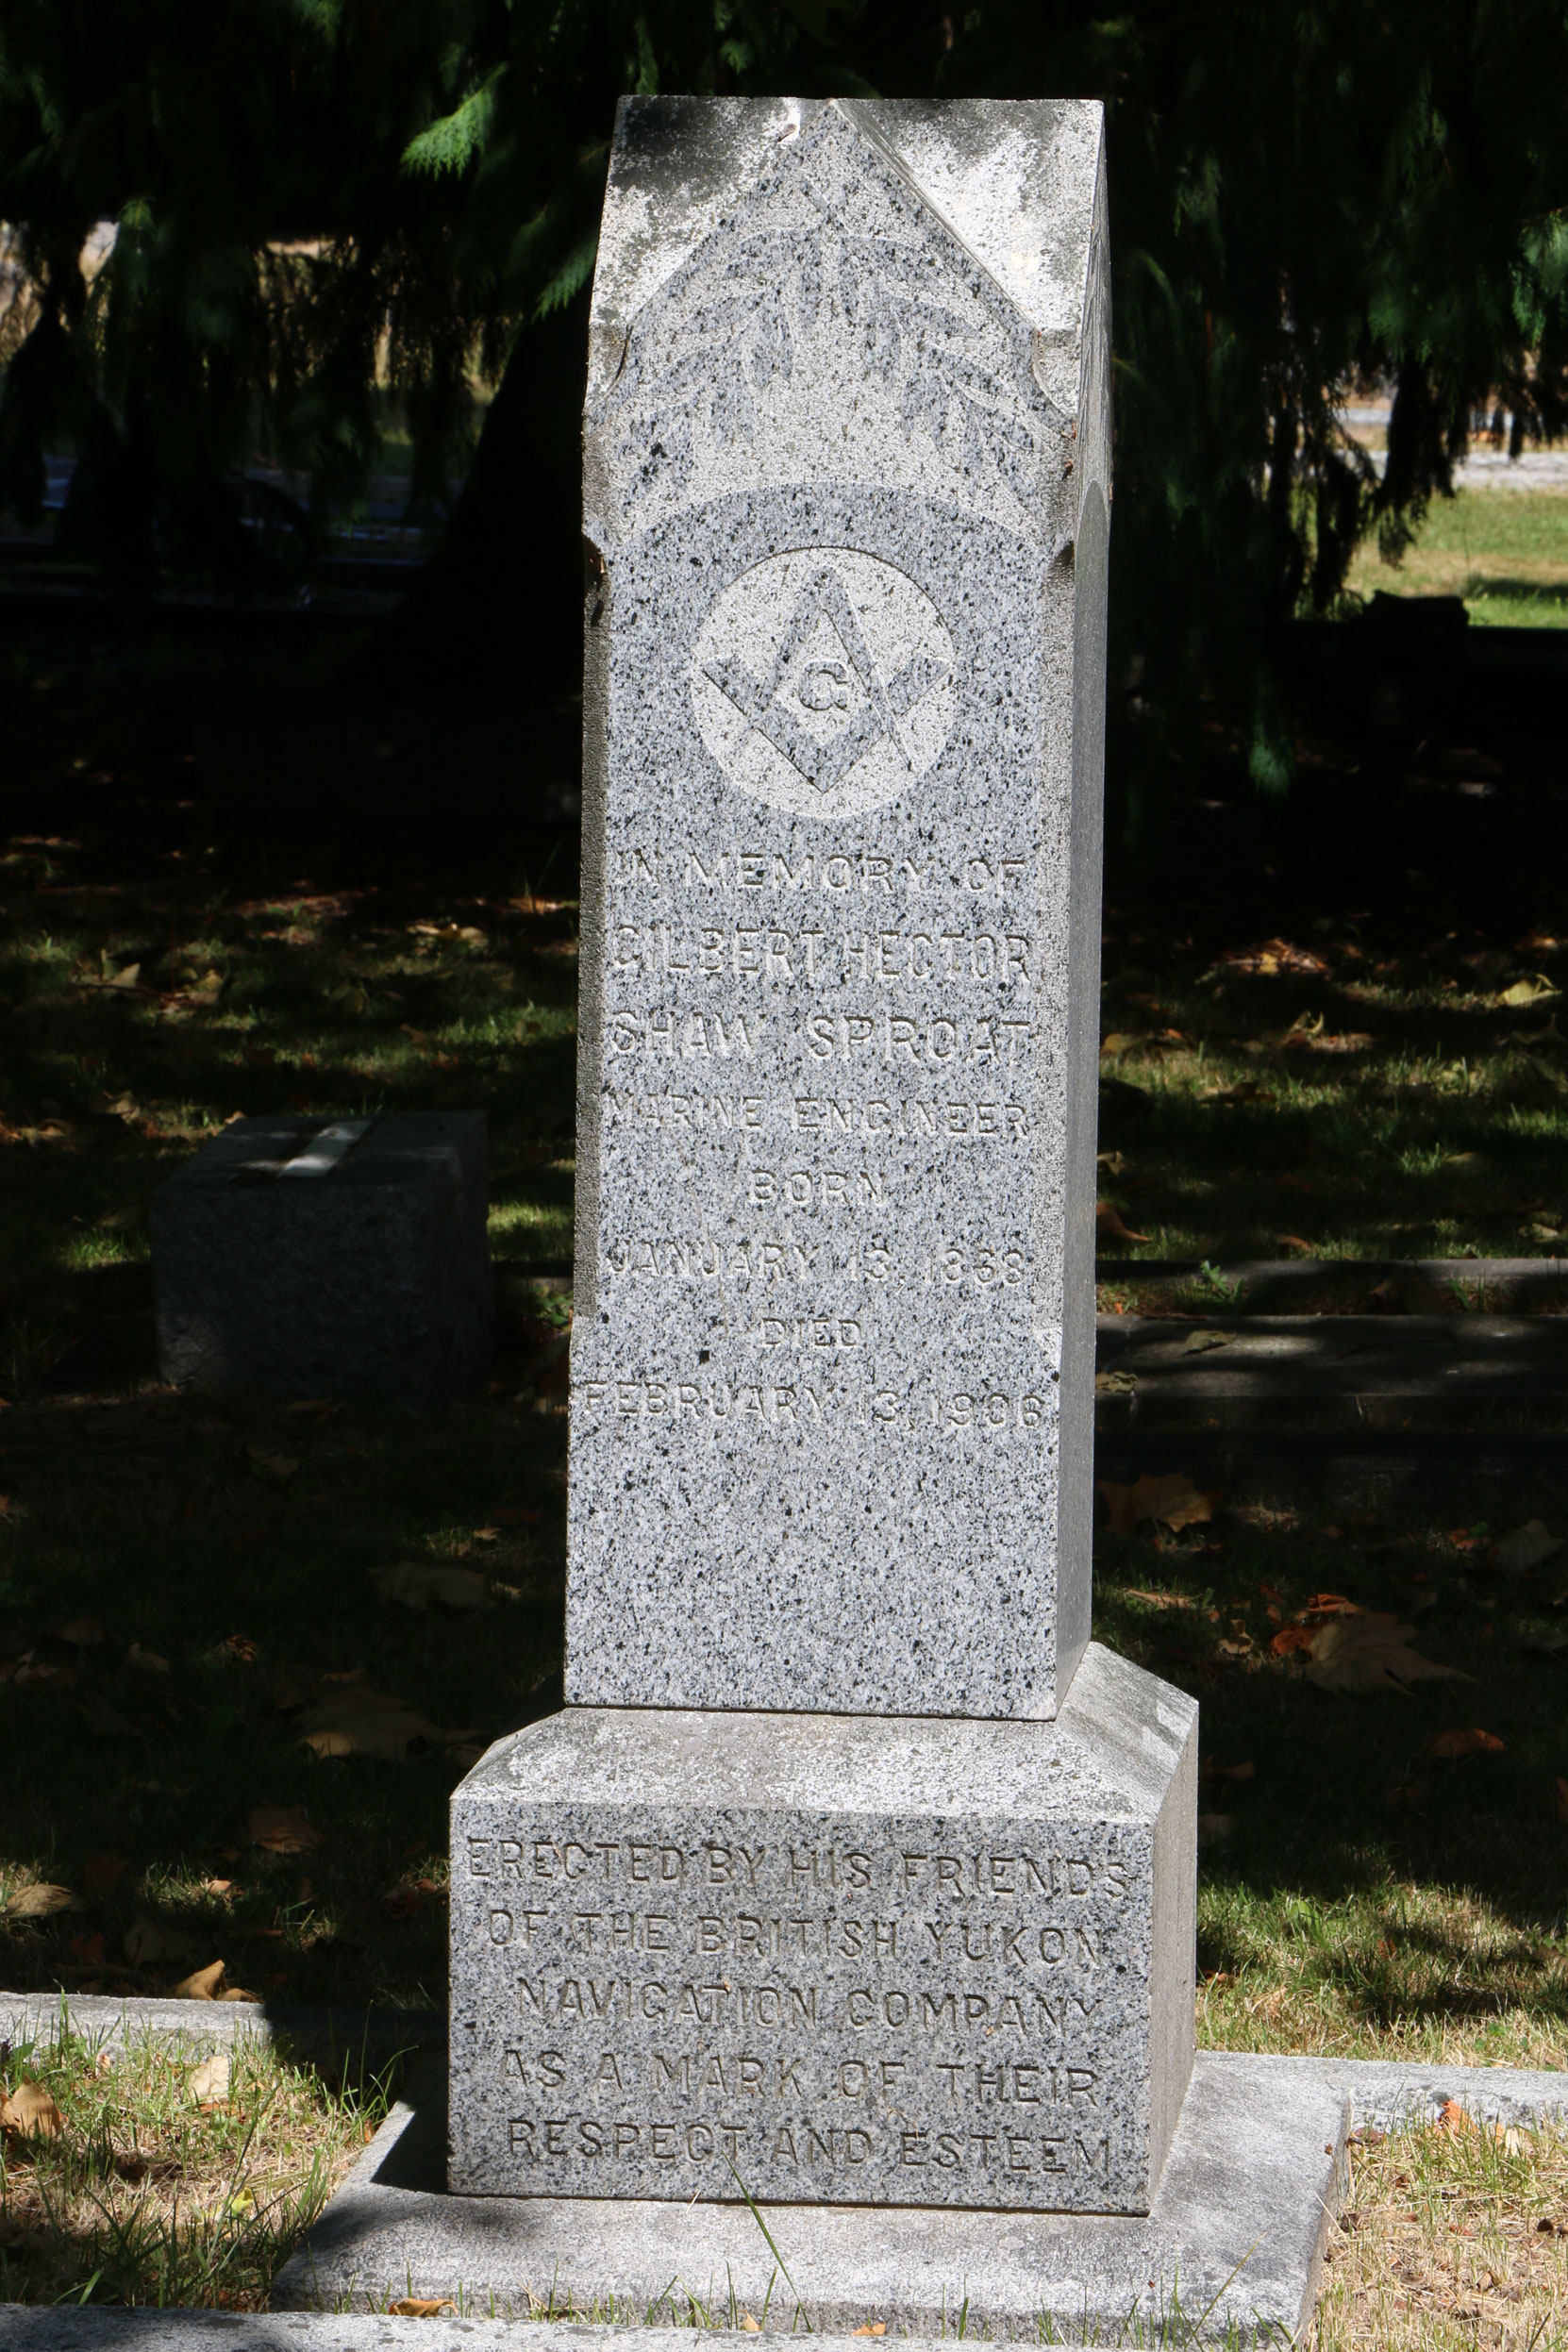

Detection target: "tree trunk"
[344, 292, 590, 719]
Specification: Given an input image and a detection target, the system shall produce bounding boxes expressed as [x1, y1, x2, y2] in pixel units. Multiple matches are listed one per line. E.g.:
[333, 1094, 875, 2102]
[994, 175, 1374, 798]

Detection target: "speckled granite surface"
[449, 1646, 1196, 2211]
[565, 97, 1110, 1721]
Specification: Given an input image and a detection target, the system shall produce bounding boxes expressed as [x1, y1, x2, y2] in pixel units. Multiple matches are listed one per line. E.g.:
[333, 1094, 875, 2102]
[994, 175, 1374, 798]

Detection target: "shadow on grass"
[1465, 575, 1568, 614]
[0, 708, 581, 2010]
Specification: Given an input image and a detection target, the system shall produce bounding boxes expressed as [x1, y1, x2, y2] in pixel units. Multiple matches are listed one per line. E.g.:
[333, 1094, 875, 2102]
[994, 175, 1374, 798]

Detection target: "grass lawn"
[0, 2020, 391, 2307]
[1100, 1518, 1568, 2077]
[0, 616, 1566, 2320]
[1311, 2111, 1568, 2348]
[1345, 483, 1568, 627]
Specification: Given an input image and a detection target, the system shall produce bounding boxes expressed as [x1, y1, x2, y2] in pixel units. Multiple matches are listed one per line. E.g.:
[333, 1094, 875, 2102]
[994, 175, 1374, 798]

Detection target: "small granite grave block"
[450, 1643, 1195, 2212]
[151, 1112, 491, 1410]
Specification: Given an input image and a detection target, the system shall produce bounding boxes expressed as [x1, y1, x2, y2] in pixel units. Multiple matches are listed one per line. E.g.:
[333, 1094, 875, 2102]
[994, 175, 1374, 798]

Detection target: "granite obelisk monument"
[450, 92, 1204, 2223]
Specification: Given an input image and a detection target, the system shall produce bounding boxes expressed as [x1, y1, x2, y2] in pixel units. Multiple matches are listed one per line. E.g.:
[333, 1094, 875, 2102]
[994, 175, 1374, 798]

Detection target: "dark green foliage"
[950, 0, 1568, 790]
[4, 3, 1568, 764]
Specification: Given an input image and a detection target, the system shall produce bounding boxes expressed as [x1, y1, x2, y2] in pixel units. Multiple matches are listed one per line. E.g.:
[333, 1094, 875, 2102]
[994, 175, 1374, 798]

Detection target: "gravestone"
[151, 1111, 492, 1409]
[451, 95, 1198, 2225]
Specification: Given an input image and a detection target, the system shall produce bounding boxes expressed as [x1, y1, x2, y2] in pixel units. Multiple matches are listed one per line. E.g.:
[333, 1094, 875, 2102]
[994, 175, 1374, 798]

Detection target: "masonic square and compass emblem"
[690, 547, 958, 818]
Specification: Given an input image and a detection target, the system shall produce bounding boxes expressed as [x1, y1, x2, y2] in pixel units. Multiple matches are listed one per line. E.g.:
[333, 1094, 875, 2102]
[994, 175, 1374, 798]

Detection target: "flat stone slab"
[1094, 1312, 1568, 1430]
[0, 2323, 1057, 2352]
[275, 2051, 1344, 2340]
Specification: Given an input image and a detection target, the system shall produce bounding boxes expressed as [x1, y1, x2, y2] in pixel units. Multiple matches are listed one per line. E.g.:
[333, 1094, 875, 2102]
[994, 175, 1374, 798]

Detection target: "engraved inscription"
[573, 1380, 1053, 1433]
[602, 1240, 1029, 1293]
[606, 845, 1030, 900]
[458, 1820, 1142, 2208]
[601, 1090, 1029, 1140]
[606, 924, 1033, 988]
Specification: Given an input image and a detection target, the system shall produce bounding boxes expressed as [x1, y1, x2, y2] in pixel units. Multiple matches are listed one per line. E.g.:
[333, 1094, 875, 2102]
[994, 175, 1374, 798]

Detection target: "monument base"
[274, 2051, 1348, 2342]
[448, 1647, 1198, 2217]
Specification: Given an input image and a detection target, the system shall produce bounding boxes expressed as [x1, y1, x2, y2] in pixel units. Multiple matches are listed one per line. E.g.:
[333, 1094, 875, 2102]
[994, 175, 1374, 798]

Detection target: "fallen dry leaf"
[126, 1643, 170, 1675]
[1098, 1472, 1215, 1538]
[82, 1851, 126, 1900]
[1095, 1202, 1149, 1245]
[1303, 1614, 1467, 1696]
[8, 1658, 75, 1693]
[384, 1878, 439, 1923]
[5, 1882, 85, 1920]
[1276, 1234, 1313, 1257]
[297, 1686, 455, 1762]
[1283, 1027, 1374, 1055]
[369, 1561, 493, 1613]
[1182, 1328, 1232, 1355]
[0, 2081, 62, 2140]
[248, 1805, 325, 1854]
[1125, 1588, 1198, 1611]
[1221, 938, 1329, 977]
[245, 1446, 298, 1485]
[388, 2301, 456, 2319]
[175, 1960, 227, 2000]
[851, 2328, 888, 2339]
[77, 1692, 137, 1741]
[123, 1916, 193, 1967]
[56, 1617, 107, 1648]
[1492, 1520, 1562, 1576]
[1094, 1367, 1139, 1396]
[173, 1959, 258, 2002]
[97, 1178, 151, 1223]
[1499, 975, 1560, 1008]
[1435, 2098, 1477, 2135]
[740, 2319, 763, 2336]
[1424, 1726, 1505, 1760]
[1099, 1032, 1140, 1058]
[1270, 1626, 1314, 1657]
[1200, 1080, 1277, 1108]
[190, 2052, 230, 2104]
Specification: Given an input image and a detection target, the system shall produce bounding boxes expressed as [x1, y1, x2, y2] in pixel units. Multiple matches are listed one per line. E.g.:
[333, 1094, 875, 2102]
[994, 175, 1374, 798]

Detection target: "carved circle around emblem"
[691, 548, 958, 818]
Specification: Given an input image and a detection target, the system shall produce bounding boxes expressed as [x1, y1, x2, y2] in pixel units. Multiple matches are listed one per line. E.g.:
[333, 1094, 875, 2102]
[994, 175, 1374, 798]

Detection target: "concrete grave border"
[0, 1992, 443, 2071]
